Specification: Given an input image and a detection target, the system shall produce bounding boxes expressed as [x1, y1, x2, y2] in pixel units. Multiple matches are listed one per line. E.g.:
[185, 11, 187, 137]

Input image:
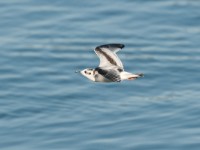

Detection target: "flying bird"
[78, 43, 144, 82]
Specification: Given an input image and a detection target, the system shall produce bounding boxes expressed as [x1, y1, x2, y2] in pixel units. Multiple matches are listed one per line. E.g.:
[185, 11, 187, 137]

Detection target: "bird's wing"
[96, 68, 121, 82]
[94, 43, 124, 69]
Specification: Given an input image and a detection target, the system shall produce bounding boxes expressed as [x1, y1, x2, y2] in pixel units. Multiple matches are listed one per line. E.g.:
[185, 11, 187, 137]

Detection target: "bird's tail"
[120, 72, 144, 80]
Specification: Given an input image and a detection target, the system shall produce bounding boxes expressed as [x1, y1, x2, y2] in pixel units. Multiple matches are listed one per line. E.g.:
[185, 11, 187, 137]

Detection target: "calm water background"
[0, 0, 200, 150]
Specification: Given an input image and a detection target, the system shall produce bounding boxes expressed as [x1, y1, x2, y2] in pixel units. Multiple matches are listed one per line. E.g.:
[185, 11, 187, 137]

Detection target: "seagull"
[78, 43, 144, 82]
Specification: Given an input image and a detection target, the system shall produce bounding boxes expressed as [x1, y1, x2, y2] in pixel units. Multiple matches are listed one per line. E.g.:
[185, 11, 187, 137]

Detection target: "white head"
[80, 68, 95, 81]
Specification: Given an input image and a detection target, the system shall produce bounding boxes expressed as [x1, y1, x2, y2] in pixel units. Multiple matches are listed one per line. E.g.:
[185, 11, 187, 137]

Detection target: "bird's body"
[80, 43, 143, 83]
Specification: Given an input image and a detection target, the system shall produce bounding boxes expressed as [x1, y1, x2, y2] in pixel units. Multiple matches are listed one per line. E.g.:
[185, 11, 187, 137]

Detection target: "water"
[0, 0, 200, 150]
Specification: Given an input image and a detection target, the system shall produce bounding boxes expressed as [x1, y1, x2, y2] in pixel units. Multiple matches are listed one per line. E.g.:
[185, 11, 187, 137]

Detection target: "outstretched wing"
[94, 43, 125, 69]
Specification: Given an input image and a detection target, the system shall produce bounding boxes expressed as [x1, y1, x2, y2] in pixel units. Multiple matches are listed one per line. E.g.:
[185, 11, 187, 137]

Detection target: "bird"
[77, 43, 144, 82]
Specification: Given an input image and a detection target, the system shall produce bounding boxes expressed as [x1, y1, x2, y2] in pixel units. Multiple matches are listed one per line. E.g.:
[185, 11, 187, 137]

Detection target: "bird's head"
[80, 68, 95, 81]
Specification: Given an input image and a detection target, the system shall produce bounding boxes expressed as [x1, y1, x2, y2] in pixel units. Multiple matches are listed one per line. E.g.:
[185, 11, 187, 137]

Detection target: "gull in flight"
[78, 43, 144, 82]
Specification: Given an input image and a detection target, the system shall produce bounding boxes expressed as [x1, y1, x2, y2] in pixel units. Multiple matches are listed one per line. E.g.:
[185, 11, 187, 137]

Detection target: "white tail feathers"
[120, 72, 144, 80]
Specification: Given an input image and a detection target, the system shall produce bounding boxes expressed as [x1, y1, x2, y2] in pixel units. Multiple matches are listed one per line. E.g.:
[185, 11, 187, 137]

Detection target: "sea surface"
[0, 0, 200, 150]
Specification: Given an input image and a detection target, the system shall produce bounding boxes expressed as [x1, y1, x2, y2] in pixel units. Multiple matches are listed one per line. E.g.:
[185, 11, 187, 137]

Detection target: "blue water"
[0, 0, 200, 150]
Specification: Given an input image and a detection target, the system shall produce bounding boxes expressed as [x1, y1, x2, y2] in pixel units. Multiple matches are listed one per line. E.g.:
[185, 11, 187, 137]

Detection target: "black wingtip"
[98, 43, 125, 49]
[110, 43, 125, 49]
[118, 44, 125, 49]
